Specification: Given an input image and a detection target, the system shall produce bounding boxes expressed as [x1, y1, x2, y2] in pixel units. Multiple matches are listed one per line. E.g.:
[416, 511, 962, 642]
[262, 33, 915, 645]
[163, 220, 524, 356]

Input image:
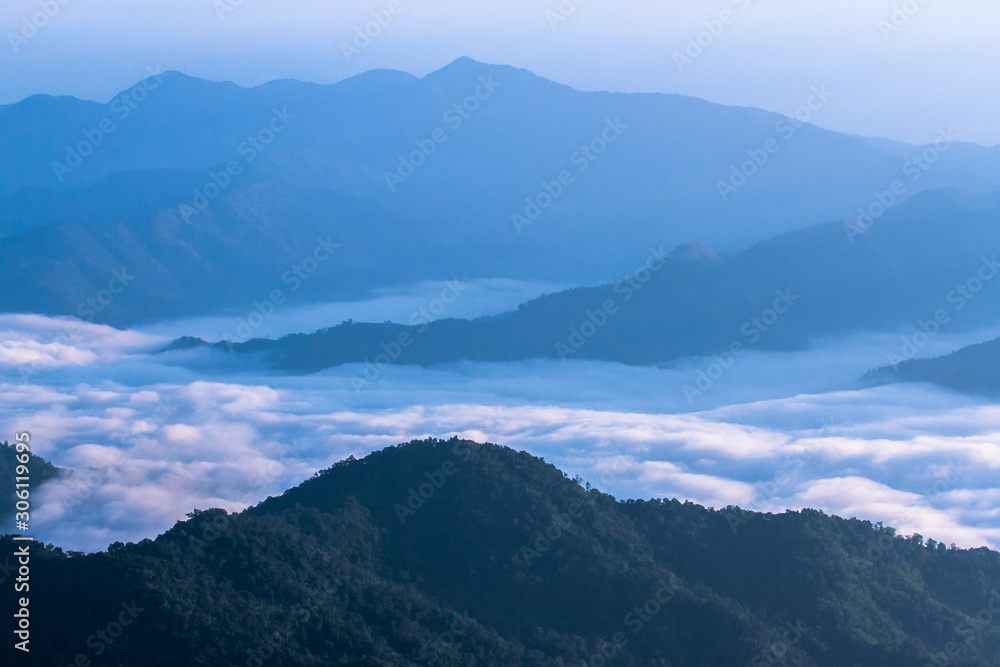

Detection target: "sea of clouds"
[1, 309, 999, 553]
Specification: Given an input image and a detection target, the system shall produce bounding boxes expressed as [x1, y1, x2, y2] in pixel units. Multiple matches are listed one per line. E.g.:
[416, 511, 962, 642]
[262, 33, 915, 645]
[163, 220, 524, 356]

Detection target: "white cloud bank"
[1, 314, 999, 552]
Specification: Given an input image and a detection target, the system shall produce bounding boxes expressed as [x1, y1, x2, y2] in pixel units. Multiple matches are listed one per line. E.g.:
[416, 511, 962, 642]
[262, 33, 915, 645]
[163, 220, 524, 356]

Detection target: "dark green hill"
[3, 439, 999, 665]
[0, 440, 62, 523]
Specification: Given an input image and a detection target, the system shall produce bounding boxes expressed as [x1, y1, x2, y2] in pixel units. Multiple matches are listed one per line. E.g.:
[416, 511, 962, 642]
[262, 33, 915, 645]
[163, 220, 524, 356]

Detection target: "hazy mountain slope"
[3, 59, 1000, 325]
[864, 135, 1000, 190]
[0, 173, 418, 322]
[0, 168, 207, 237]
[209, 189, 1000, 371]
[4, 439, 999, 665]
[0, 73, 302, 195]
[863, 336, 1000, 395]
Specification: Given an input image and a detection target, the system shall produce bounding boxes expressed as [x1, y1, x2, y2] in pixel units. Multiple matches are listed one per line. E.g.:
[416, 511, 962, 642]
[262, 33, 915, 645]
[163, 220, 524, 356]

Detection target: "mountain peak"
[422, 56, 557, 92]
[332, 67, 419, 95]
[433, 56, 500, 74]
[443, 55, 485, 68]
[125, 69, 243, 99]
[669, 242, 723, 262]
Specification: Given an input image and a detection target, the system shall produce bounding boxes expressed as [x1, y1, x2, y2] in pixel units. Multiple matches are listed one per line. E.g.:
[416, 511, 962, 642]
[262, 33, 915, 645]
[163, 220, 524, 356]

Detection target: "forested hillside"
[0, 441, 61, 524]
[4, 439, 999, 665]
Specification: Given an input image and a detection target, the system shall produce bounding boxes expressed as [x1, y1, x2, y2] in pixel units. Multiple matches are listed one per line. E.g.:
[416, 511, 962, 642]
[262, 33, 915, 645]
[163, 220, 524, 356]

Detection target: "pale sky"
[1, 0, 997, 146]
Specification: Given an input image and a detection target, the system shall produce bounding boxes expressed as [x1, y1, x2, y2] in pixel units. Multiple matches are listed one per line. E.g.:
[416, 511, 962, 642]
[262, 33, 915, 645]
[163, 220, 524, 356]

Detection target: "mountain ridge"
[863, 335, 1000, 395]
[4, 59, 1000, 326]
[4, 437, 999, 665]
[179, 188, 1000, 371]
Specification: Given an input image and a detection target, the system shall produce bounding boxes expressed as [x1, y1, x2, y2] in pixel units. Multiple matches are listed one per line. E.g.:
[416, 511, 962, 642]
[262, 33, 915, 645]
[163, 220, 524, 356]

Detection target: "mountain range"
[4, 58, 1000, 325]
[173, 188, 1000, 372]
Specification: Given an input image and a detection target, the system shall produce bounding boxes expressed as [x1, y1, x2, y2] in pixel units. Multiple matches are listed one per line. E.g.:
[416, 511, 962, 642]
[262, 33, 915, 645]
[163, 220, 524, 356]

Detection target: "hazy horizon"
[6, 57, 1000, 152]
[2, 0, 999, 146]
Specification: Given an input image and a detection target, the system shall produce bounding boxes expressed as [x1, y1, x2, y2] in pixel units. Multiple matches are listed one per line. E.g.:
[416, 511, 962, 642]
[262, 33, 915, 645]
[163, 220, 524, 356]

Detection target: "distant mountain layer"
[186, 189, 1000, 371]
[3, 58, 1000, 324]
[864, 335, 1000, 395]
[4, 439, 998, 665]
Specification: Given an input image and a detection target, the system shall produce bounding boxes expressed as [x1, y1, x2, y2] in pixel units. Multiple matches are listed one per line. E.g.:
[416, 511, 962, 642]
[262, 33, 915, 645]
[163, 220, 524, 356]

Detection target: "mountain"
[0, 441, 62, 524]
[198, 189, 1000, 371]
[3, 58, 1000, 325]
[4, 438, 999, 665]
[863, 335, 1000, 395]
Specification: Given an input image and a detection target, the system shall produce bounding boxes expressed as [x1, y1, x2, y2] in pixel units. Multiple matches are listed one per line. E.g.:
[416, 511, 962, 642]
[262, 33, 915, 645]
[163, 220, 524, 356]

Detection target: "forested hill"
[4, 439, 1000, 665]
[864, 335, 1000, 395]
[0, 440, 61, 524]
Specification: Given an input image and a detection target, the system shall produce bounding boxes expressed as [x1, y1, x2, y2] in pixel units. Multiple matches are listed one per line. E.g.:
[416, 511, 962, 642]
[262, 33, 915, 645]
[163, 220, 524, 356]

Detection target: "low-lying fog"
[3, 307, 999, 553]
